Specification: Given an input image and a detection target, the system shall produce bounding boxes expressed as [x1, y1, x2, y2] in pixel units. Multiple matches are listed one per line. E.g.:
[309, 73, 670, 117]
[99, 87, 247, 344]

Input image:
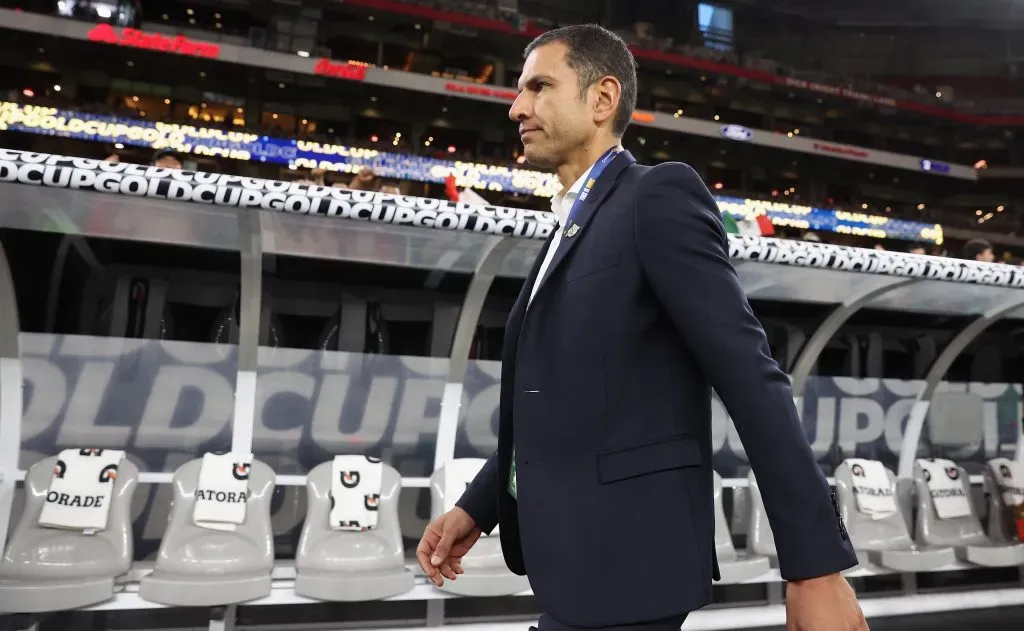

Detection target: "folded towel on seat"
[845, 458, 898, 519]
[918, 458, 972, 520]
[193, 451, 252, 531]
[38, 448, 125, 534]
[330, 455, 383, 531]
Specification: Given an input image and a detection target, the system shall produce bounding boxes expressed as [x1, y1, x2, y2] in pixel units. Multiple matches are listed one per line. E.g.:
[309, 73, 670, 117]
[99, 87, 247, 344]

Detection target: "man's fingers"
[432, 529, 457, 567]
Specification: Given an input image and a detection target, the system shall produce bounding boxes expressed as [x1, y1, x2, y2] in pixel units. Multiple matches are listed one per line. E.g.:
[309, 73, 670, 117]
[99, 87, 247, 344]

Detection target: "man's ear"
[592, 75, 622, 128]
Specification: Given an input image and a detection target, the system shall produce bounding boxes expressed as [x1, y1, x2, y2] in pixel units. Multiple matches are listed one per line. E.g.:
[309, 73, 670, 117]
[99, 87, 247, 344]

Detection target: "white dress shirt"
[526, 164, 595, 308]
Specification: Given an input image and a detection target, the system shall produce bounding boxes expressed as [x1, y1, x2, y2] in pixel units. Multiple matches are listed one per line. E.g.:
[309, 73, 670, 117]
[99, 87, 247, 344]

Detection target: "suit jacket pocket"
[597, 436, 702, 484]
[565, 251, 621, 283]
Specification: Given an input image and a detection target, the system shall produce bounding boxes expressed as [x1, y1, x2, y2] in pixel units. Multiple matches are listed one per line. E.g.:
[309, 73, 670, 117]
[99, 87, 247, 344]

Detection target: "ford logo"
[720, 124, 753, 141]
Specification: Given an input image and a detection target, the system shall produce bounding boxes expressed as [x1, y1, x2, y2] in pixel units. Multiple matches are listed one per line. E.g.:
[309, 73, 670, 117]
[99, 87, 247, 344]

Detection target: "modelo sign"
[86, 24, 221, 59]
[720, 124, 753, 141]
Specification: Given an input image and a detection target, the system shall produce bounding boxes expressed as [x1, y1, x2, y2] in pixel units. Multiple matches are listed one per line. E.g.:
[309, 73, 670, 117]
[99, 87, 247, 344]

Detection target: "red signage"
[313, 59, 367, 81]
[444, 82, 517, 101]
[812, 142, 870, 160]
[87, 24, 220, 59]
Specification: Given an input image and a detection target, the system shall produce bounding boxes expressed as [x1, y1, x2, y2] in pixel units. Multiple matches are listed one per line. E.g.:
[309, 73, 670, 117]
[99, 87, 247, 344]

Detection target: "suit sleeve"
[633, 162, 857, 581]
[455, 452, 500, 534]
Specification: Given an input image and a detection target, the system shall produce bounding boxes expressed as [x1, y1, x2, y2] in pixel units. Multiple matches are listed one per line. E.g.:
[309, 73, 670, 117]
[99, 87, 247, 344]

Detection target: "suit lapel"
[529, 150, 636, 303]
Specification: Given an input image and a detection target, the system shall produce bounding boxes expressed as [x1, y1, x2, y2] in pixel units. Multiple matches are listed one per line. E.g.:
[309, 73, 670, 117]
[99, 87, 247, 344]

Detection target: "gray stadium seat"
[982, 458, 1023, 545]
[294, 458, 413, 601]
[139, 458, 276, 606]
[429, 459, 530, 597]
[745, 471, 778, 565]
[913, 459, 1024, 567]
[712, 472, 771, 582]
[0, 455, 139, 612]
[833, 460, 955, 572]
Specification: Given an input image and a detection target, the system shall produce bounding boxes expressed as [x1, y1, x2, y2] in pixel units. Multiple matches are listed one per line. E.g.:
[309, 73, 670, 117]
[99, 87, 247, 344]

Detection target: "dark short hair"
[524, 24, 638, 137]
[963, 238, 992, 260]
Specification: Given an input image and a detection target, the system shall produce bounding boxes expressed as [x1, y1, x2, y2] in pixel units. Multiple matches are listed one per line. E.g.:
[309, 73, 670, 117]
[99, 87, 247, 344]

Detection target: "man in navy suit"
[417, 24, 867, 631]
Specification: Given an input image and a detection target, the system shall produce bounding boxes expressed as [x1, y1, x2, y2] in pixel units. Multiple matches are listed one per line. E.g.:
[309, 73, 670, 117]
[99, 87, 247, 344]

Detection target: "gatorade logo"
[341, 471, 361, 488]
[365, 455, 382, 463]
[53, 460, 67, 478]
[946, 467, 960, 480]
[1001, 464, 1013, 480]
[98, 464, 119, 483]
[232, 463, 251, 481]
[851, 464, 865, 477]
[364, 493, 380, 511]
[923, 469, 931, 482]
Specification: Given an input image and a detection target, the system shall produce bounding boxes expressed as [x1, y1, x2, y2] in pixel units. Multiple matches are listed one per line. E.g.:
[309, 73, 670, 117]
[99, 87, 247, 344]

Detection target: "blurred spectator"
[152, 149, 183, 170]
[347, 167, 381, 191]
[908, 245, 927, 255]
[963, 238, 995, 262]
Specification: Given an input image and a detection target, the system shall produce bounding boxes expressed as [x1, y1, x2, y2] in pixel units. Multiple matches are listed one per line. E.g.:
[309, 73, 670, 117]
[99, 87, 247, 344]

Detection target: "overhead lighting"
[713, 114, 720, 121]
[674, 109, 683, 118]
[370, 134, 378, 142]
[127, 61, 135, 67]
[278, 83, 285, 88]
[199, 71, 206, 78]
[53, 84, 61, 92]
[301, 118, 308, 124]
[368, 15, 375, 21]
[917, 203, 926, 210]
[161, 13, 168, 19]
[414, 24, 422, 29]
[997, 205, 1005, 212]
[370, 96, 377, 102]
[935, 91, 942, 98]
[114, 143, 124, 149]
[187, 9, 194, 15]
[787, 132, 793, 137]
[272, 113, 278, 119]
[447, 145, 456, 153]
[215, 12, 221, 19]
[164, 98, 171, 105]
[200, 102, 207, 108]
[132, 96, 139, 102]
[976, 210, 983, 216]
[21, 88, 34, 98]
[713, 182, 723, 190]
[793, 128, 800, 134]
[189, 18, 196, 24]
[861, 203, 868, 209]
[297, 50, 310, 58]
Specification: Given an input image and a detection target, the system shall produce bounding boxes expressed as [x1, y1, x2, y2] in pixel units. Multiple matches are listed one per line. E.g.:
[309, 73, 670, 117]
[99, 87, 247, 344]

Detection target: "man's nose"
[509, 93, 529, 122]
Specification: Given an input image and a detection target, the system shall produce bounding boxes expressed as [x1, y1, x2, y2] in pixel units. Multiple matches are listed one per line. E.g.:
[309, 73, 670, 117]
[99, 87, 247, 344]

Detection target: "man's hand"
[416, 507, 482, 587]
[786, 573, 868, 630]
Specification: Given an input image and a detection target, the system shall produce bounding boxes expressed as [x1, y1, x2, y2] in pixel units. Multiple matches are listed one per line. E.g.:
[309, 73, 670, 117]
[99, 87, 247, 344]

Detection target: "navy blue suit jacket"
[457, 151, 857, 626]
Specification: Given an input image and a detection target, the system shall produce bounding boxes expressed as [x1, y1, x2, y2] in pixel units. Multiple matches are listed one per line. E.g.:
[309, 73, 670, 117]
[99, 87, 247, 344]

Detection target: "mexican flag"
[722, 212, 775, 237]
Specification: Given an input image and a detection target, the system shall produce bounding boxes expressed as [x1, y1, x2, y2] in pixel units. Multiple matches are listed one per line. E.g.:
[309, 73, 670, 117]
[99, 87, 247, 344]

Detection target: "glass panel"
[0, 185, 245, 252]
[3, 213, 241, 560]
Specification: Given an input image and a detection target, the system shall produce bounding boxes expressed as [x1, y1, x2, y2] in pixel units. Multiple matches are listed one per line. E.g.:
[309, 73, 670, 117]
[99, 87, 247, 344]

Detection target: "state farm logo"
[313, 59, 367, 81]
[811, 142, 869, 160]
[87, 24, 220, 59]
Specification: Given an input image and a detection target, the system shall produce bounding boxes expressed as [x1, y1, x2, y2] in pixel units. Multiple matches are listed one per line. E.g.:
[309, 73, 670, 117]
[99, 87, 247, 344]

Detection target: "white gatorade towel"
[917, 458, 972, 520]
[329, 455, 384, 531]
[845, 458, 898, 519]
[992, 458, 1024, 507]
[38, 448, 125, 533]
[193, 452, 252, 531]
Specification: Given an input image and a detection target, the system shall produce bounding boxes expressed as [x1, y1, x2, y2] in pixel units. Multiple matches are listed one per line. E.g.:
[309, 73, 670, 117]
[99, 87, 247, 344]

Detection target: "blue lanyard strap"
[563, 147, 620, 229]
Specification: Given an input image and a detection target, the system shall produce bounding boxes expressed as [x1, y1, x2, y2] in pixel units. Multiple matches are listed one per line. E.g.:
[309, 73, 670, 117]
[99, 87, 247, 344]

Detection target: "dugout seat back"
[746, 471, 778, 563]
[913, 459, 1024, 567]
[294, 459, 412, 601]
[139, 458, 276, 606]
[712, 472, 770, 582]
[833, 460, 954, 571]
[0, 455, 139, 612]
[429, 459, 529, 597]
[983, 458, 1023, 544]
